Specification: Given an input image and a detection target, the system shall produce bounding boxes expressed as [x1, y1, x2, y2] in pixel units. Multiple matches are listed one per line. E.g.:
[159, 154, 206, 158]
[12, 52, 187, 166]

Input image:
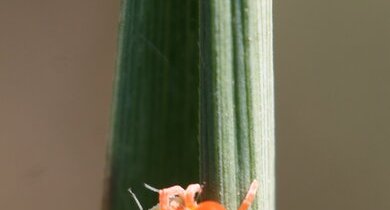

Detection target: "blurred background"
[0, 0, 389, 210]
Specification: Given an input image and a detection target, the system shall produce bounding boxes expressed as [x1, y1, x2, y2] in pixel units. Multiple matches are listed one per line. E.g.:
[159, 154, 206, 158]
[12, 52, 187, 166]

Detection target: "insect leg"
[238, 180, 258, 210]
[159, 185, 185, 210]
[184, 184, 202, 208]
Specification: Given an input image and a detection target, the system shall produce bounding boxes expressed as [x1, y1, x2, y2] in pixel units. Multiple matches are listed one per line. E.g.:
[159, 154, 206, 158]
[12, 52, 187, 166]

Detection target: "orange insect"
[129, 180, 258, 210]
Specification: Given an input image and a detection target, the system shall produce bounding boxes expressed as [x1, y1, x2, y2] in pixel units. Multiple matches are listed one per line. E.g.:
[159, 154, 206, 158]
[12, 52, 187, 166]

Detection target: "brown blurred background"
[0, 0, 389, 210]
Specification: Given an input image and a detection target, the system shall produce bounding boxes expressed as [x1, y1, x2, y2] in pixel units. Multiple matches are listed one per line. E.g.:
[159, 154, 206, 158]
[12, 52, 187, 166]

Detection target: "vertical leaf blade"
[104, 1, 199, 210]
[200, 0, 274, 210]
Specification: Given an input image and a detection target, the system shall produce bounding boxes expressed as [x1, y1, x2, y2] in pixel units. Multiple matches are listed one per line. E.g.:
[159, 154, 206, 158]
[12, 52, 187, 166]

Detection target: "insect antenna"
[144, 183, 160, 193]
[128, 188, 144, 210]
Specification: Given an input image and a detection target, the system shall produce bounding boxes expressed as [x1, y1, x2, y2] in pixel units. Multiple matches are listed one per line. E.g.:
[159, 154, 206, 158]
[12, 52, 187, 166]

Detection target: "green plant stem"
[199, 0, 274, 210]
[103, 1, 199, 210]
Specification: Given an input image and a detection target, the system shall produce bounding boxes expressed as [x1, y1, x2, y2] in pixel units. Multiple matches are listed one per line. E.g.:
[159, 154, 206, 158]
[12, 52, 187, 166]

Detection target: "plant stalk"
[103, 1, 199, 210]
[199, 0, 274, 210]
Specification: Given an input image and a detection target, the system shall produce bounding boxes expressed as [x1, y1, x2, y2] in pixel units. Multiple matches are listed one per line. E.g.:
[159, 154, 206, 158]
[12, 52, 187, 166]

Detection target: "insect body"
[130, 180, 258, 210]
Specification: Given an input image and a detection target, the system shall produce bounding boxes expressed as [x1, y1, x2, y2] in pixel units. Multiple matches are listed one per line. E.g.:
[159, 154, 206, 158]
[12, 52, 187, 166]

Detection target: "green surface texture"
[105, 1, 199, 209]
[200, 0, 274, 210]
[106, 0, 274, 210]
